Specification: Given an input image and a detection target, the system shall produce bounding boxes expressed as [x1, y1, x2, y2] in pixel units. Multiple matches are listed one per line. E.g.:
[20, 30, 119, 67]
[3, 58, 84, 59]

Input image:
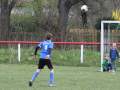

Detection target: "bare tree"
[58, 0, 87, 40]
[0, 0, 17, 40]
[58, 0, 111, 36]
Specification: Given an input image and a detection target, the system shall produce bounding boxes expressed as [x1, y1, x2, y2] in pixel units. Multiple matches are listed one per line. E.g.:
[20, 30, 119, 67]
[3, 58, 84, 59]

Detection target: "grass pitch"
[0, 64, 120, 90]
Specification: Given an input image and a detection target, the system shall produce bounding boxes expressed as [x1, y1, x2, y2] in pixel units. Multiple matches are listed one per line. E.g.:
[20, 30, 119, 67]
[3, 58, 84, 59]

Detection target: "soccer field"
[0, 64, 120, 90]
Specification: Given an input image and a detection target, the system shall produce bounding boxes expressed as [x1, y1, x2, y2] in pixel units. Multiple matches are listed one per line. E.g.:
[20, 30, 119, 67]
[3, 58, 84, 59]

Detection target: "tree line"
[0, 0, 118, 41]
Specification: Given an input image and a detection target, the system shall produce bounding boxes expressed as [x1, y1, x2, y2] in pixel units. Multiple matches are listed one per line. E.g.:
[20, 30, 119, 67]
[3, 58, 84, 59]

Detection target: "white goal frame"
[101, 20, 120, 72]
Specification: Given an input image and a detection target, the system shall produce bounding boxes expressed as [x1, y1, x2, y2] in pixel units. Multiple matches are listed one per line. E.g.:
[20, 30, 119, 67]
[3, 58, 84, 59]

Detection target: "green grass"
[0, 48, 101, 66]
[52, 49, 100, 66]
[0, 64, 120, 90]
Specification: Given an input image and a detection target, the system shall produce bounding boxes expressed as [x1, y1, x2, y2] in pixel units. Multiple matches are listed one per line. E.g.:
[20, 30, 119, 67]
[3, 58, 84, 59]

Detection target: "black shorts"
[38, 58, 53, 69]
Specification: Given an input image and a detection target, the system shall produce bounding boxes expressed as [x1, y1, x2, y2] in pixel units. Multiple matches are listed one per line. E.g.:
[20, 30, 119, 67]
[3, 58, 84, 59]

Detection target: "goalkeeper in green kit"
[102, 54, 112, 72]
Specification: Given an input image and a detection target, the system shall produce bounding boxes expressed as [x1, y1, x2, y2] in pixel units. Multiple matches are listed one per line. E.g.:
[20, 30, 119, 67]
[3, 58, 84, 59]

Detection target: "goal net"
[101, 20, 120, 71]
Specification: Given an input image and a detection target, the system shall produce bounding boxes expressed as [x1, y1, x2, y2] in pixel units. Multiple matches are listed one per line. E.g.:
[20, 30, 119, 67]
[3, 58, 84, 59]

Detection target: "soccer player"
[109, 43, 119, 72]
[29, 33, 54, 87]
[102, 54, 112, 72]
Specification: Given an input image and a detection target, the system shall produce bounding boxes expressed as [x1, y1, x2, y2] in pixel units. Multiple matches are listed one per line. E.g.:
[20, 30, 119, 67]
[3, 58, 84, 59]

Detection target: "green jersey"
[102, 60, 108, 70]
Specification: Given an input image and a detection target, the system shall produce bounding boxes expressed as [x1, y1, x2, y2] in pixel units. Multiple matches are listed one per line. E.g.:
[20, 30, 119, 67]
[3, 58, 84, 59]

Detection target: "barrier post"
[18, 43, 21, 62]
[80, 45, 84, 63]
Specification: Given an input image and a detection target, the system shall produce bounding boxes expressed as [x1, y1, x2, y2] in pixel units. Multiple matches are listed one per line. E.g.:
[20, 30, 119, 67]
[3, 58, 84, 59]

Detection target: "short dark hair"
[45, 33, 53, 40]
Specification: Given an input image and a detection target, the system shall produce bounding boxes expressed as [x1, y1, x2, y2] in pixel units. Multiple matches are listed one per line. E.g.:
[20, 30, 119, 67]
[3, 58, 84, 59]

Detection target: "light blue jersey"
[38, 40, 53, 59]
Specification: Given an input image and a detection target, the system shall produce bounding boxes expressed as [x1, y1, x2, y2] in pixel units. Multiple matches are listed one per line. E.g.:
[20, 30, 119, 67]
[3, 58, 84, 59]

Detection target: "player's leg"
[46, 59, 55, 86]
[49, 69, 54, 84]
[29, 69, 41, 86]
[114, 61, 117, 71]
[108, 63, 112, 72]
[111, 60, 116, 72]
[31, 69, 41, 81]
[29, 58, 45, 86]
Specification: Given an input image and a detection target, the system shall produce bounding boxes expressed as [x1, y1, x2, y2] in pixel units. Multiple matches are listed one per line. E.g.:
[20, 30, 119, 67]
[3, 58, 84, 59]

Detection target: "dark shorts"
[107, 63, 112, 71]
[38, 58, 53, 69]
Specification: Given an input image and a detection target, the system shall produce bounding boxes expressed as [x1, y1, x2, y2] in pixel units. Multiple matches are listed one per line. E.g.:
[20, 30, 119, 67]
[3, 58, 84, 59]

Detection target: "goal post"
[101, 20, 120, 72]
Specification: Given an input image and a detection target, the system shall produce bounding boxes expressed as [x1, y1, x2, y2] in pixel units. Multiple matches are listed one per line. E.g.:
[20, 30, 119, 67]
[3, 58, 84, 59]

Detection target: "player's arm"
[116, 49, 119, 58]
[33, 43, 41, 59]
[34, 46, 40, 56]
[109, 51, 111, 58]
[33, 46, 40, 60]
[109, 49, 112, 58]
